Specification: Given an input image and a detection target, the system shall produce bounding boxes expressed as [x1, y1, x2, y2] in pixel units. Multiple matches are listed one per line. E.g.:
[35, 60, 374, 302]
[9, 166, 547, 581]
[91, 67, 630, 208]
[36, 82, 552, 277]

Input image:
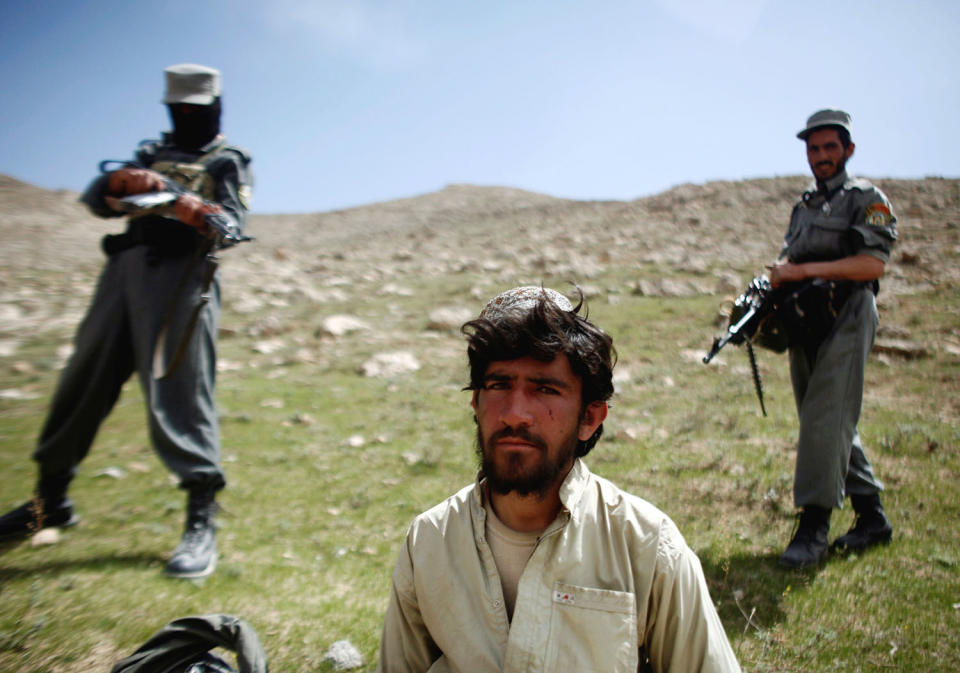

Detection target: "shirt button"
[492, 599, 502, 608]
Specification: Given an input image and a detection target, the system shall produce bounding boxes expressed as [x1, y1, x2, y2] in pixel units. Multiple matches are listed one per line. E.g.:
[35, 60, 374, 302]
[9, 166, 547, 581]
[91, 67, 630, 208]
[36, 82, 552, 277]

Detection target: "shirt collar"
[804, 169, 849, 205]
[471, 458, 592, 527]
[817, 169, 848, 194]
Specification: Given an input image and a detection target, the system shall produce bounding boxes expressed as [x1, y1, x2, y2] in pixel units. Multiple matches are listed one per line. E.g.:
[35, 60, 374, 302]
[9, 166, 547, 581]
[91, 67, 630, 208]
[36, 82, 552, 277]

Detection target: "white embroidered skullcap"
[479, 286, 573, 321]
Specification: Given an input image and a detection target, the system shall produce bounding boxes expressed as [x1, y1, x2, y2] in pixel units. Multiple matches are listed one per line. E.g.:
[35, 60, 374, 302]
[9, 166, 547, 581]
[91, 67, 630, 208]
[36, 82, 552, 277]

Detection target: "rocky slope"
[1, 173, 957, 358]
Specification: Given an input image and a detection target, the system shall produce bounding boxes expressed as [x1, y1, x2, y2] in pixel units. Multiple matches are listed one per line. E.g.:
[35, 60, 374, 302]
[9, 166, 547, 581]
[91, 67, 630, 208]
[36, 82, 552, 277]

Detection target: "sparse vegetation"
[1, 176, 958, 671]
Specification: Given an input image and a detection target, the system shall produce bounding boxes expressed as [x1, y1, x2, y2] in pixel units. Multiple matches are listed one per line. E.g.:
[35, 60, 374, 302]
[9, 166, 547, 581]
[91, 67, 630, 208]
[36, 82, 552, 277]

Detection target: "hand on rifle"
[766, 261, 805, 288]
[174, 193, 223, 233]
[108, 167, 166, 198]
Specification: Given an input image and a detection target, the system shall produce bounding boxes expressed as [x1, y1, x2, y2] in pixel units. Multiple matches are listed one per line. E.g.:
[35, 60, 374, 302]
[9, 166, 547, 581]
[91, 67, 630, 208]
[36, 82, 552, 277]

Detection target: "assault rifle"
[703, 276, 813, 416]
[99, 160, 251, 247]
[97, 160, 251, 379]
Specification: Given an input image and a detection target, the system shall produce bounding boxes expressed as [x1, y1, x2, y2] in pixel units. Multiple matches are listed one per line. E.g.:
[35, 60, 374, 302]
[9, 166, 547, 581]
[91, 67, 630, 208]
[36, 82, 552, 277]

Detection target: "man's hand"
[766, 261, 805, 288]
[108, 167, 166, 196]
[174, 194, 223, 232]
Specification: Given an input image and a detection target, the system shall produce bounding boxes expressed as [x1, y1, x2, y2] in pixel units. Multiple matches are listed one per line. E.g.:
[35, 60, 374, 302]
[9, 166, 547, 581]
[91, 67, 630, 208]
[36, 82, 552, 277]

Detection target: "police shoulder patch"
[864, 202, 891, 227]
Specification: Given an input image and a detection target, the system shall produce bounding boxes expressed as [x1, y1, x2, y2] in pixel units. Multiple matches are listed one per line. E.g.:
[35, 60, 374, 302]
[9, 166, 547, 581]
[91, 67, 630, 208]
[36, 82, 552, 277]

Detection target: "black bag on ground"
[110, 614, 267, 673]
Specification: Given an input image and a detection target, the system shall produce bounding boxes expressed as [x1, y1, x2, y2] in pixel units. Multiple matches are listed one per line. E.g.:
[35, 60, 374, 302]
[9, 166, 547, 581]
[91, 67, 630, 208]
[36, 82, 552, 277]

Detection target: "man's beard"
[475, 424, 578, 500]
[814, 157, 846, 182]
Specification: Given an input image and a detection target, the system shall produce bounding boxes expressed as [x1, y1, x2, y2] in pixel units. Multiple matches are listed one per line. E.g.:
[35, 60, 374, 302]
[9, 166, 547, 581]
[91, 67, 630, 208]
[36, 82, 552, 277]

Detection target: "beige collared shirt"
[378, 459, 741, 673]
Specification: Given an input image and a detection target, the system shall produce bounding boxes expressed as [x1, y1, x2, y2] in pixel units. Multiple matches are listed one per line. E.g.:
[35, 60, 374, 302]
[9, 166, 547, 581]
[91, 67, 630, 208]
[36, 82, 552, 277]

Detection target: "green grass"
[1, 269, 958, 672]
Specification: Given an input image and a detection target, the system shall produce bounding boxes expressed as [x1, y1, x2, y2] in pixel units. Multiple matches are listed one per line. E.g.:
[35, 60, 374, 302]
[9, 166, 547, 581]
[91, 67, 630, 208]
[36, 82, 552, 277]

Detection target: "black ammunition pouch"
[779, 280, 859, 346]
[101, 216, 201, 259]
[752, 313, 790, 353]
[726, 300, 790, 353]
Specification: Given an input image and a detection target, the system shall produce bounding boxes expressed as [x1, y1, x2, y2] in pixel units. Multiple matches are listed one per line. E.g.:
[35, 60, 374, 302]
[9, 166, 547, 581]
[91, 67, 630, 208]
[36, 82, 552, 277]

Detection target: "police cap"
[797, 109, 852, 141]
[163, 64, 221, 105]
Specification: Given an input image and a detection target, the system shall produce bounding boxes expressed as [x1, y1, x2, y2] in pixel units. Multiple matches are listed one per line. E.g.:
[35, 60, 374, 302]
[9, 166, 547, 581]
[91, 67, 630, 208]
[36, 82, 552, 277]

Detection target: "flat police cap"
[479, 286, 573, 321]
[797, 108, 852, 140]
[163, 64, 221, 105]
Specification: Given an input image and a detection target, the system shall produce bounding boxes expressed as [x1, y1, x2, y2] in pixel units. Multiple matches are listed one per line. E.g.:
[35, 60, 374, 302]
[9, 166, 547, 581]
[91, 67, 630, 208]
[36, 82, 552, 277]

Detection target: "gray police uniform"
[33, 134, 252, 492]
[780, 169, 897, 510]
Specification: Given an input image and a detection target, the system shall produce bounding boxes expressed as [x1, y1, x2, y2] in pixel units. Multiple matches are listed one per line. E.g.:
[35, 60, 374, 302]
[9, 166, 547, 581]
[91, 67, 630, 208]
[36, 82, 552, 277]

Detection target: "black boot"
[165, 487, 218, 578]
[780, 505, 831, 568]
[832, 493, 893, 552]
[0, 472, 77, 543]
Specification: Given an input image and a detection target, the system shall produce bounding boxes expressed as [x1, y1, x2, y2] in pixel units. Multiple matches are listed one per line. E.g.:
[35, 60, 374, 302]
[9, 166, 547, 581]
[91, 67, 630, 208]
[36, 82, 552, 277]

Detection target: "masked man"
[0, 64, 252, 579]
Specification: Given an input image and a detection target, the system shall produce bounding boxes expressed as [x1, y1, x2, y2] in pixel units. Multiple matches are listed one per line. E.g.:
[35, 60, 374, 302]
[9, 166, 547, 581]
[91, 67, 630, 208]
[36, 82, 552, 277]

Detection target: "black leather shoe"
[832, 493, 892, 552]
[0, 497, 78, 543]
[780, 506, 831, 568]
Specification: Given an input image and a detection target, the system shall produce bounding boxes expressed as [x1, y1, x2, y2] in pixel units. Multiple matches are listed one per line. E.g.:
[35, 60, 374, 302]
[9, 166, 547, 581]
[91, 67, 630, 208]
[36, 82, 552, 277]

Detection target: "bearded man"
[769, 109, 897, 568]
[377, 287, 741, 673]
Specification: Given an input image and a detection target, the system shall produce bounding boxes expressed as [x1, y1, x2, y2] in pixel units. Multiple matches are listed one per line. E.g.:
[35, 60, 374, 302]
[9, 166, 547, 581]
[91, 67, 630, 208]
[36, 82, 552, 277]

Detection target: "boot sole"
[164, 553, 217, 579]
[831, 529, 893, 553]
[779, 551, 828, 569]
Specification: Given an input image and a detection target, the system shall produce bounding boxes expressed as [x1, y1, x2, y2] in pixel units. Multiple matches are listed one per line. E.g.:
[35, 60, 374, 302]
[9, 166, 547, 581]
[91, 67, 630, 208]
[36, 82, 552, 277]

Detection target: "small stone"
[31, 528, 62, 546]
[322, 639, 364, 670]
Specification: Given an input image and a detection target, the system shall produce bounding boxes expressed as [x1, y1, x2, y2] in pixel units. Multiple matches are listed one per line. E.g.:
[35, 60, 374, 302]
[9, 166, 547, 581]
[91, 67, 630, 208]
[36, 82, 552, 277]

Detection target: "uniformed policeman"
[0, 64, 253, 579]
[769, 109, 896, 568]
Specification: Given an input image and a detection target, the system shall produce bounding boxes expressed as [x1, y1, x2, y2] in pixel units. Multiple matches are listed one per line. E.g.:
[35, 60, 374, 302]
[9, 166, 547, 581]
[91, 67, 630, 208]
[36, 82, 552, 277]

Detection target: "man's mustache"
[487, 427, 548, 451]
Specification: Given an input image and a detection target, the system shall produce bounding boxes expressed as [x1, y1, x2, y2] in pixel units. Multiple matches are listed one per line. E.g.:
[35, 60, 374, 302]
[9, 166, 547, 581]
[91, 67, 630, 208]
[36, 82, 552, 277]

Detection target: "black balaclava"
[167, 98, 222, 150]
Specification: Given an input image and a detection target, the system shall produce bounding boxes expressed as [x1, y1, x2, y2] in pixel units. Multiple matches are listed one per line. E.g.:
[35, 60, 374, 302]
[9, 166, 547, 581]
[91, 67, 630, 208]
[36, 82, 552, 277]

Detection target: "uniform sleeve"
[850, 189, 897, 263]
[79, 173, 123, 218]
[207, 149, 253, 245]
[78, 141, 160, 218]
[643, 519, 741, 673]
[378, 531, 442, 673]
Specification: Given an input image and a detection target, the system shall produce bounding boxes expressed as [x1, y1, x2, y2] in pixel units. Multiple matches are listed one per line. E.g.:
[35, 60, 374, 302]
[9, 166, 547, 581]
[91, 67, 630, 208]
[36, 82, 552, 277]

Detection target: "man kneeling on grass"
[377, 286, 741, 673]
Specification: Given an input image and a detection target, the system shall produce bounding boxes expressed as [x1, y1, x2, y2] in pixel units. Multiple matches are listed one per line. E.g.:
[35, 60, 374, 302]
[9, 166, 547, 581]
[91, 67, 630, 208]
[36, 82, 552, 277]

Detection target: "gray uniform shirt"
[780, 170, 897, 267]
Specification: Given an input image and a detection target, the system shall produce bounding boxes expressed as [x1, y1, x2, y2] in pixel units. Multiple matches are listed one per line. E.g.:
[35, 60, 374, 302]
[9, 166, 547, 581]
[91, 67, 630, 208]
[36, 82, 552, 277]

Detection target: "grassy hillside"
[1, 176, 958, 671]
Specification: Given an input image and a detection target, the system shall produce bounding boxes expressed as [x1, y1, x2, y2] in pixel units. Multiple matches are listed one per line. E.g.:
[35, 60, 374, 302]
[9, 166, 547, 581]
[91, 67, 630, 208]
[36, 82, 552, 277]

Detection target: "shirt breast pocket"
[790, 214, 853, 261]
[546, 581, 638, 673]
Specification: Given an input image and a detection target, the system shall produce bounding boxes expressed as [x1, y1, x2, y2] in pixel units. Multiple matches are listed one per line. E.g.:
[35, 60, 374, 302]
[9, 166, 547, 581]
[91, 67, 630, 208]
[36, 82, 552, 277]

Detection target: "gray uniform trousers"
[789, 286, 883, 510]
[33, 243, 224, 490]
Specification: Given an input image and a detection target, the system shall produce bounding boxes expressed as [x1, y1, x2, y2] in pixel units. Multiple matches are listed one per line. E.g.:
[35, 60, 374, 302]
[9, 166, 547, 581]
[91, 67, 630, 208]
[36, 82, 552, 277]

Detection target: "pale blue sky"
[1, 1, 957, 214]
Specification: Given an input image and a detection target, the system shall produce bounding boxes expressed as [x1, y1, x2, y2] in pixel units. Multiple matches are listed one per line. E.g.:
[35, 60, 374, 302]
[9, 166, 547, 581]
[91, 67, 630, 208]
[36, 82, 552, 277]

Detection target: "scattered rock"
[632, 278, 699, 297]
[426, 306, 472, 331]
[252, 338, 286, 354]
[873, 338, 930, 359]
[0, 388, 41, 400]
[290, 413, 316, 426]
[0, 338, 20, 357]
[31, 527, 62, 546]
[360, 351, 420, 378]
[320, 315, 370, 337]
[713, 272, 742, 296]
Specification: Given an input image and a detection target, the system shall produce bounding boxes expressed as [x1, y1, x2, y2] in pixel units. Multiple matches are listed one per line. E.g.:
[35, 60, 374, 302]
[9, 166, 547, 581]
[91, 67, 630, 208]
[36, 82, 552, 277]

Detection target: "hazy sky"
[1, 1, 957, 214]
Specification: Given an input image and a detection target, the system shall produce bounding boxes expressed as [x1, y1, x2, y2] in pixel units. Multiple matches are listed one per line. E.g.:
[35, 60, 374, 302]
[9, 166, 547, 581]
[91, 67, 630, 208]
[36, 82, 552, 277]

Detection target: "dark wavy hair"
[461, 288, 616, 457]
